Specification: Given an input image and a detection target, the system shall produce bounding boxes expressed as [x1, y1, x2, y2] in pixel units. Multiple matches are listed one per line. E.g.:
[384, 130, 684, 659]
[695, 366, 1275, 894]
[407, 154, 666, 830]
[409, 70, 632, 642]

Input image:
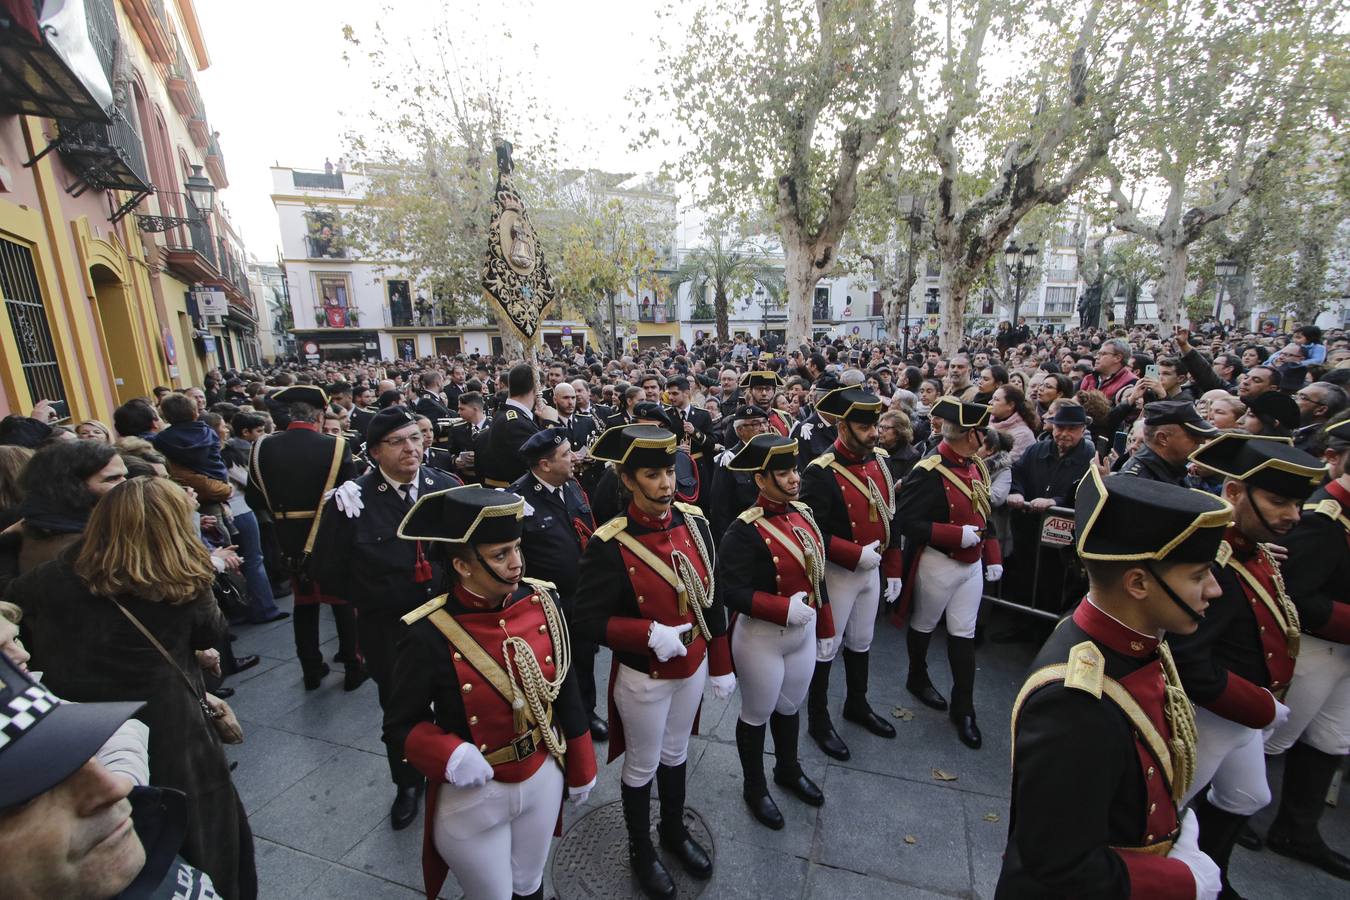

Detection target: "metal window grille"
[0, 238, 68, 406]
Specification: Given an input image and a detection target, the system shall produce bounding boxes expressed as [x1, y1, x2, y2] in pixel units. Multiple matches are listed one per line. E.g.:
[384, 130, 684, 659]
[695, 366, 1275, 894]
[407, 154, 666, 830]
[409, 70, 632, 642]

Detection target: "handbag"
[110, 598, 245, 745]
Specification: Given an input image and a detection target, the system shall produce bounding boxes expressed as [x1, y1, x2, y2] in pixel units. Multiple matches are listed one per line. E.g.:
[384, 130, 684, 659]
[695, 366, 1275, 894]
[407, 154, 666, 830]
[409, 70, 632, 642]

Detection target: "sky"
[193, 0, 679, 263]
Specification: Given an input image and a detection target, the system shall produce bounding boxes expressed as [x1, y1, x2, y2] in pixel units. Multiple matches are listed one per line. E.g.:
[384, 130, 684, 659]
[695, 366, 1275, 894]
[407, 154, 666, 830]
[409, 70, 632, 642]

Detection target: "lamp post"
[899, 194, 924, 359]
[1004, 240, 1039, 331]
[135, 166, 216, 233]
[756, 284, 768, 344]
[1213, 258, 1239, 321]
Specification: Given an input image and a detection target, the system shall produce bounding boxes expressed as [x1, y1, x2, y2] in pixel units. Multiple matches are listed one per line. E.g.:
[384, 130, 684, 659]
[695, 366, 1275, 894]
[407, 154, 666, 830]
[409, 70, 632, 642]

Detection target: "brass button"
[1149, 802, 1156, 814]
[1147, 766, 1155, 778]
[1146, 833, 1154, 843]
[1260, 625, 1266, 632]
[545, 655, 553, 664]
[629, 567, 636, 574]
[498, 618, 507, 628]
[650, 671, 659, 678]
[531, 596, 541, 604]
[453, 652, 463, 660]
[1266, 652, 1273, 659]
[637, 596, 645, 604]
[462, 683, 473, 693]
[773, 556, 780, 564]
[479, 743, 488, 752]
[469, 715, 479, 725]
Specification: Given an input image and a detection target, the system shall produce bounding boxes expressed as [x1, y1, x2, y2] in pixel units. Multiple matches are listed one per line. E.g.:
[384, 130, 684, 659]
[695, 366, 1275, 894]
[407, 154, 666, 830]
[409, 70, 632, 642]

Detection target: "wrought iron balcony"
[188, 115, 210, 149]
[293, 171, 345, 190]
[205, 132, 228, 189]
[312, 304, 362, 328]
[305, 236, 347, 259]
[53, 105, 153, 222]
[638, 299, 676, 323]
[166, 36, 198, 117]
[163, 198, 219, 282]
[0, 0, 114, 123]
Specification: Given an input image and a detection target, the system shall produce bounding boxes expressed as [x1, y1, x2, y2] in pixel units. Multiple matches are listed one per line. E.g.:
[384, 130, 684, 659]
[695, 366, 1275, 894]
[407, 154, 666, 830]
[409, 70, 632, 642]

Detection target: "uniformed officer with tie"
[313, 406, 462, 830]
[510, 428, 606, 740]
[414, 371, 455, 447]
[997, 469, 1227, 899]
[481, 365, 543, 488]
[447, 390, 491, 484]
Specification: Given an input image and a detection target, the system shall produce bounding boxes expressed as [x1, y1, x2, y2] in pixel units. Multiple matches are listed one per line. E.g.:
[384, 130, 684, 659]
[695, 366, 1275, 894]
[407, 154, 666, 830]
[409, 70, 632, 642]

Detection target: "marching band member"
[1263, 417, 1350, 879]
[384, 486, 597, 900]
[998, 469, 1228, 898]
[801, 387, 902, 761]
[573, 425, 733, 899]
[893, 397, 1001, 749]
[717, 434, 835, 829]
[1169, 433, 1326, 896]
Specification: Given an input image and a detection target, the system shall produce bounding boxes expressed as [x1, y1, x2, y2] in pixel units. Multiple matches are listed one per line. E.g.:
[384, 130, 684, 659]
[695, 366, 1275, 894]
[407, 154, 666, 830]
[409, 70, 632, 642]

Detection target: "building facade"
[0, 0, 258, 422]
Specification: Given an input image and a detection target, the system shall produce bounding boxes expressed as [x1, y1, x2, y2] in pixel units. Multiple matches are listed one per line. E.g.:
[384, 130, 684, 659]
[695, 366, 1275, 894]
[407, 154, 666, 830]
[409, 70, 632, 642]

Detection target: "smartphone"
[1112, 430, 1128, 457]
[1145, 364, 1161, 381]
[48, 399, 70, 422]
[1094, 435, 1111, 461]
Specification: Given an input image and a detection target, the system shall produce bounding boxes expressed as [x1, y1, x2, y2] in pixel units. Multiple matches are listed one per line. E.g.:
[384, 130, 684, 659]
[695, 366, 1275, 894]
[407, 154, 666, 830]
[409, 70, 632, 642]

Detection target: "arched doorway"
[90, 262, 151, 402]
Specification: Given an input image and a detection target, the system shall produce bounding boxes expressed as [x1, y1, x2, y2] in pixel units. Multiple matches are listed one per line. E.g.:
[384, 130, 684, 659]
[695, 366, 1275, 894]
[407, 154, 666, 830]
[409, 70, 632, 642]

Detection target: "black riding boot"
[1267, 741, 1350, 880]
[841, 648, 896, 738]
[770, 711, 823, 806]
[947, 636, 981, 749]
[657, 762, 712, 878]
[511, 889, 543, 900]
[621, 781, 675, 899]
[807, 659, 850, 760]
[736, 719, 783, 829]
[905, 627, 947, 710]
[1193, 794, 1250, 899]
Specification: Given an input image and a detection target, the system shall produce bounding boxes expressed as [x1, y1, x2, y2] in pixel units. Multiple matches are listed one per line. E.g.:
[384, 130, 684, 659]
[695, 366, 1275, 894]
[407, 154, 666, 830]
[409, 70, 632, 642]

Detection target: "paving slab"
[249, 746, 395, 860]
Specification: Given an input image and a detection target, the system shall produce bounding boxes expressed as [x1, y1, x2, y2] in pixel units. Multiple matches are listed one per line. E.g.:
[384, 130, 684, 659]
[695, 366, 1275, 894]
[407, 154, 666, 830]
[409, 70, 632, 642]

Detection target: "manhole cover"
[551, 801, 713, 899]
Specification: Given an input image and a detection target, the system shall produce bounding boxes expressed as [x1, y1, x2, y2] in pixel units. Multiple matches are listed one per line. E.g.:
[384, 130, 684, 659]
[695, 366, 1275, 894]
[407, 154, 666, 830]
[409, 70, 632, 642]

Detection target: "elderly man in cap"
[314, 405, 462, 830]
[894, 397, 1002, 749]
[0, 655, 221, 899]
[510, 428, 605, 740]
[709, 403, 771, 538]
[997, 469, 1227, 899]
[1169, 434, 1327, 896]
[1119, 399, 1218, 485]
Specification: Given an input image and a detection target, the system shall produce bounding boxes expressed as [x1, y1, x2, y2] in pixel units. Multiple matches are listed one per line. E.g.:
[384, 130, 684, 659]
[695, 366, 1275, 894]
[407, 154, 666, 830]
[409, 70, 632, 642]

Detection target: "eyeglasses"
[381, 434, 423, 448]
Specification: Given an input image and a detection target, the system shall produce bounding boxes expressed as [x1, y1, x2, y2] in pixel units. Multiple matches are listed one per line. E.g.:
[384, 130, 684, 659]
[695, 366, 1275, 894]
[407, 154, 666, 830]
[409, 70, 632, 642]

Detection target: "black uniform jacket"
[1117, 445, 1189, 486]
[1279, 480, 1350, 643]
[480, 403, 540, 486]
[414, 391, 454, 442]
[555, 411, 601, 454]
[312, 466, 460, 612]
[708, 444, 760, 539]
[997, 600, 1193, 900]
[788, 410, 837, 473]
[246, 422, 358, 565]
[510, 472, 595, 600]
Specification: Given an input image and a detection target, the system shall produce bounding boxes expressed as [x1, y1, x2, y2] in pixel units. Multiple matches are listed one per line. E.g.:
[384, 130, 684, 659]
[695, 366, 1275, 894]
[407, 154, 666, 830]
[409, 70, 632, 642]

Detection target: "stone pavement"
[223, 597, 1349, 899]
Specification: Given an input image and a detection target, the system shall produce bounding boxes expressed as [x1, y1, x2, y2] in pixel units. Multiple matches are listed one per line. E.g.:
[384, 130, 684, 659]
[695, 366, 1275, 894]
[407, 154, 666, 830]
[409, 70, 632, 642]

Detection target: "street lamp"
[136, 166, 217, 233]
[1213, 258, 1240, 320]
[899, 194, 924, 359]
[1004, 240, 1039, 330]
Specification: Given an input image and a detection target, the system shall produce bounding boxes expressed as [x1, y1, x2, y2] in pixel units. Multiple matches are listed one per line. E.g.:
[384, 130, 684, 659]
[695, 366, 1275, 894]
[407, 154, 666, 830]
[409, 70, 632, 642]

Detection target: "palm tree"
[669, 229, 783, 343]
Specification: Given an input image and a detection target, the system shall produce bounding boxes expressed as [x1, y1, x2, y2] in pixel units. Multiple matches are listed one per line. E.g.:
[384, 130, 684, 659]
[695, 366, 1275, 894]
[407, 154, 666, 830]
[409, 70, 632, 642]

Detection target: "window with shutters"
[0, 238, 68, 407]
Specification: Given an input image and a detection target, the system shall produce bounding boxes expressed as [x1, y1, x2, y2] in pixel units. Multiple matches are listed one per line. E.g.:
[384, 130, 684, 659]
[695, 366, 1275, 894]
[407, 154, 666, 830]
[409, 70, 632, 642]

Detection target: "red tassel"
[573, 517, 593, 552]
[413, 541, 433, 583]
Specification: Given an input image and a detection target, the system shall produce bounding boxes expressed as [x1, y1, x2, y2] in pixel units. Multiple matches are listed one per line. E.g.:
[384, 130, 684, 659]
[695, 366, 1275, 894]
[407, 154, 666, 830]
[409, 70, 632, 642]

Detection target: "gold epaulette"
[737, 506, 765, 524]
[1309, 498, 1343, 520]
[808, 450, 835, 469]
[505, 410, 518, 420]
[1063, 641, 1105, 699]
[521, 576, 557, 591]
[973, 456, 990, 482]
[914, 455, 941, 472]
[1215, 540, 1233, 568]
[673, 500, 705, 519]
[402, 593, 448, 625]
[593, 517, 628, 542]
[790, 500, 812, 515]
[874, 447, 889, 458]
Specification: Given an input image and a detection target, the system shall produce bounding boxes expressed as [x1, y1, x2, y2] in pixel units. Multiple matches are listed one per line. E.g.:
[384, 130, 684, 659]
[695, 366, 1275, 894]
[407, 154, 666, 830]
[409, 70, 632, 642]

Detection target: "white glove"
[569, 776, 596, 805]
[785, 592, 816, 627]
[709, 672, 737, 700]
[1267, 697, 1291, 732]
[333, 480, 364, 518]
[985, 564, 1003, 582]
[1166, 809, 1221, 900]
[816, 637, 837, 661]
[884, 577, 903, 603]
[857, 540, 883, 571]
[444, 742, 495, 789]
[959, 525, 981, 549]
[648, 622, 693, 662]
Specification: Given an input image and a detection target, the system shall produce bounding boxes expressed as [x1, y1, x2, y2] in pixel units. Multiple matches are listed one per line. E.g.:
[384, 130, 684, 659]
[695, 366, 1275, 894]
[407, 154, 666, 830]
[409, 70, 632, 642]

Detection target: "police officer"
[801, 387, 901, 761]
[447, 390, 492, 484]
[789, 374, 840, 471]
[718, 434, 835, 829]
[385, 486, 597, 900]
[313, 406, 462, 830]
[1170, 433, 1326, 895]
[573, 425, 734, 899]
[246, 385, 361, 691]
[1263, 418, 1350, 878]
[510, 428, 606, 740]
[481, 364, 543, 487]
[1119, 400, 1218, 485]
[414, 370, 455, 446]
[894, 397, 1002, 749]
[997, 469, 1228, 898]
[708, 404, 770, 538]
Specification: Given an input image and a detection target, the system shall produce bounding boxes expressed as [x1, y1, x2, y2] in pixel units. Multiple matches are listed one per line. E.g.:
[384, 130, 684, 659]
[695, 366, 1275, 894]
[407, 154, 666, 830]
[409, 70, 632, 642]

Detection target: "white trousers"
[910, 546, 984, 639]
[432, 757, 563, 900]
[731, 615, 816, 725]
[820, 559, 880, 660]
[1265, 635, 1350, 756]
[614, 657, 707, 787]
[1183, 706, 1271, 816]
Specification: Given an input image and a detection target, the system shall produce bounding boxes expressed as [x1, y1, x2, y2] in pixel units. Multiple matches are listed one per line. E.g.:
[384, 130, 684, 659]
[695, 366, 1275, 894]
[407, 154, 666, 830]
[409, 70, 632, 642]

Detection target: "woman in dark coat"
[5, 476, 256, 900]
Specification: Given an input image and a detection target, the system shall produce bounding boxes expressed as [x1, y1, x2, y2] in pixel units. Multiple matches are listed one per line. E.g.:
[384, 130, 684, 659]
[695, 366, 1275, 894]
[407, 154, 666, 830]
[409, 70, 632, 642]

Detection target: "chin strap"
[473, 548, 518, 587]
[1244, 482, 1281, 538]
[1143, 560, 1204, 624]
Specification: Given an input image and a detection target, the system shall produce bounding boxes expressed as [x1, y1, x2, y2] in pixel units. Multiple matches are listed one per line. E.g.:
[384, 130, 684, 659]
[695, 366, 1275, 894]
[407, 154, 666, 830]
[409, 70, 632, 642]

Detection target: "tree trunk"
[784, 243, 818, 347]
[714, 285, 730, 343]
[1125, 281, 1139, 329]
[1154, 244, 1189, 330]
[937, 262, 972, 354]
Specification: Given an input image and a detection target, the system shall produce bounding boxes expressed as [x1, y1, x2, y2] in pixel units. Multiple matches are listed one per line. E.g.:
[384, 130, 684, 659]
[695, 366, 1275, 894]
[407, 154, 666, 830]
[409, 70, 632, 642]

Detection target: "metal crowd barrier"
[982, 506, 1083, 622]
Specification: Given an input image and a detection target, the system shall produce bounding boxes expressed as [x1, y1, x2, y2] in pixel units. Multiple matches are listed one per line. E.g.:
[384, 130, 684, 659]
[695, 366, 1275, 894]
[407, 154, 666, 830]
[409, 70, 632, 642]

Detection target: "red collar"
[831, 439, 863, 464]
[938, 441, 970, 467]
[627, 501, 672, 530]
[453, 583, 509, 611]
[1073, 597, 1160, 658]
[1224, 525, 1259, 560]
[756, 494, 788, 515]
[1327, 479, 1350, 508]
[287, 422, 318, 432]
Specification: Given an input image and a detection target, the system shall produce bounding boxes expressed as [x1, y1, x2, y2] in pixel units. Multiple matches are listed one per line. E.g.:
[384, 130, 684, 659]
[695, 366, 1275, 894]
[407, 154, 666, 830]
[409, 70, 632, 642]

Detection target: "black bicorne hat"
[398, 484, 525, 544]
[1243, 392, 1301, 434]
[727, 433, 799, 472]
[930, 396, 991, 429]
[588, 424, 677, 469]
[740, 370, 783, 389]
[1189, 432, 1327, 501]
[1325, 417, 1350, 448]
[272, 385, 329, 410]
[366, 406, 420, 446]
[1075, 467, 1232, 563]
[816, 387, 883, 424]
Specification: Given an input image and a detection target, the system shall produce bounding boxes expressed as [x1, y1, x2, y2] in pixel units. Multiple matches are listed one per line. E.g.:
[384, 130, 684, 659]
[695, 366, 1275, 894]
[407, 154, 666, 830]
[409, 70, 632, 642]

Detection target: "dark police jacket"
[480, 401, 540, 486]
[708, 443, 759, 539]
[997, 600, 1194, 899]
[1009, 434, 1096, 507]
[312, 466, 460, 613]
[1168, 528, 1295, 729]
[1117, 444, 1189, 487]
[789, 409, 837, 473]
[1280, 480, 1350, 643]
[414, 390, 454, 442]
[246, 422, 357, 570]
[510, 472, 595, 599]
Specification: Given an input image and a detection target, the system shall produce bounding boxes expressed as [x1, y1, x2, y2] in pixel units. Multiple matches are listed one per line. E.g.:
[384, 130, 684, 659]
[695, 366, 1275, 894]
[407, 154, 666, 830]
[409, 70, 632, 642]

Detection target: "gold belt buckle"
[679, 626, 695, 647]
[511, 730, 537, 761]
